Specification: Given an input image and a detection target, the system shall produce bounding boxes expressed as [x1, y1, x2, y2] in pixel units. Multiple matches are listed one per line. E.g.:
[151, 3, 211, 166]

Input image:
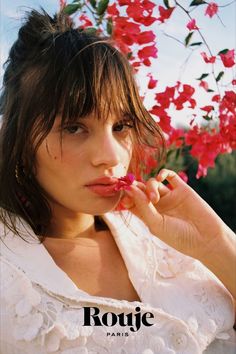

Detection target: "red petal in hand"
[114, 173, 135, 191]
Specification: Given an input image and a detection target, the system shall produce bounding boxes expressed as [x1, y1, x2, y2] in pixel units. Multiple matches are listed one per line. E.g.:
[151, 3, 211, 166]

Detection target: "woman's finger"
[158, 182, 171, 197]
[156, 169, 187, 190]
[145, 178, 161, 204]
[123, 183, 163, 228]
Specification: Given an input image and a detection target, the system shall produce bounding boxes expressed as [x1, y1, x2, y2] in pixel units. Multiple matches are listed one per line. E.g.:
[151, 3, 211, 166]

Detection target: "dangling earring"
[15, 163, 22, 185]
[15, 162, 28, 185]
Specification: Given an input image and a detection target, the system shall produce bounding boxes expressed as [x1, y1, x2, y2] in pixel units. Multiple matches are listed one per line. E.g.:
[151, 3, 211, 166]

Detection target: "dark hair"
[0, 7, 166, 239]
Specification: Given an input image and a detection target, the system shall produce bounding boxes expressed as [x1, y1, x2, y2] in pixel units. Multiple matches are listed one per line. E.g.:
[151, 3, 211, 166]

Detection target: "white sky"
[0, 0, 235, 128]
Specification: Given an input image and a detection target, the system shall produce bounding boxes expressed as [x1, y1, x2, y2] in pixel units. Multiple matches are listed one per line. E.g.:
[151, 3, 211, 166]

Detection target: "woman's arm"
[199, 226, 236, 300]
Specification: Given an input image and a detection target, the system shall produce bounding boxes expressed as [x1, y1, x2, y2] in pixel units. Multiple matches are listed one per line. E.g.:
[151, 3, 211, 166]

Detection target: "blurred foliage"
[163, 146, 236, 231]
[184, 150, 236, 231]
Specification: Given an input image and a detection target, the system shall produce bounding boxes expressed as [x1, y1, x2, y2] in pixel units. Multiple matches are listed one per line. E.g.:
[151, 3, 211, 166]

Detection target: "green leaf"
[190, 42, 203, 47]
[175, 148, 181, 159]
[63, 3, 82, 15]
[167, 149, 174, 158]
[97, 0, 109, 16]
[203, 115, 212, 121]
[89, 0, 97, 8]
[84, 27, 97, 35]
[190, 0, 206, 6]
[185, 32, 194, 47]
[216, 71, 224, 82]
[163, 0, 170, 9]
[196, 73, 209, 80]
[207, 89, 215, 92]
[218, 49, 229, 55]
[106, 17, 113, 35]
[127, 52, 133, 60]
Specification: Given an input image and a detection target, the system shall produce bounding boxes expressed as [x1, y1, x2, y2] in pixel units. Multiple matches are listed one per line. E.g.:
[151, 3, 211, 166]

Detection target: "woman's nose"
[90, 130, 121, 168]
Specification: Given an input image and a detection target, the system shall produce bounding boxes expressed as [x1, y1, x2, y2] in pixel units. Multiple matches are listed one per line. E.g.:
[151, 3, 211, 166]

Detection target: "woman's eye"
[63, 125, 85, 134]
[114, 121, 134, 133]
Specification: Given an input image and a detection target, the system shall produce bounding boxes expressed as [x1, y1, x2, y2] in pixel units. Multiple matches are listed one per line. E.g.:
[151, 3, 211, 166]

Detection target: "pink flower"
[187, 19, 199, 31]
[220, 49, 235, 68]
[205, 2, 218, 18]
[114, 173, 135, 191]
[178, 171, 188, 183]
[60, 0, 66, 9]
[199, 80, 209, 91]
[196, 164, 208, 179]
[201, 52, 216, 64]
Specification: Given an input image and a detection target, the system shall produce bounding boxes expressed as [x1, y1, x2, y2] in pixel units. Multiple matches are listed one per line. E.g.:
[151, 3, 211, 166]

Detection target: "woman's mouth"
[86, 184, 119, 197]
[85, 173, 135, 197]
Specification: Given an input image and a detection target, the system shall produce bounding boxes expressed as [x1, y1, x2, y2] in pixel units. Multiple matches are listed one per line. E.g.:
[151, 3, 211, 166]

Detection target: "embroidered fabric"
[0, 258, 200, 354]
[0, 211, 235, 354]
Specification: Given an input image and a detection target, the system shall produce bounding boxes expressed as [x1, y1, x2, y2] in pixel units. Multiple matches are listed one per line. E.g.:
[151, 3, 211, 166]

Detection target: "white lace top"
[0, 211, 235, 354]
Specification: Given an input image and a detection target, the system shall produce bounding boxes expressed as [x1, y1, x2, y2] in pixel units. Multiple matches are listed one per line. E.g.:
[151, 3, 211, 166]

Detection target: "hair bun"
[8, 7, 73, 63]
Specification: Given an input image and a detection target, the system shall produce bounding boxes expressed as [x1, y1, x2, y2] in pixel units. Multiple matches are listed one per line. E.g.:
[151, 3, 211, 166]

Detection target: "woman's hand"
[119, 168, 233, 263]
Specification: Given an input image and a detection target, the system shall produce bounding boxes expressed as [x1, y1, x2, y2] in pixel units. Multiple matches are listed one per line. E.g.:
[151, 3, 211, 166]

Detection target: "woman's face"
[35, 112, 133, 216]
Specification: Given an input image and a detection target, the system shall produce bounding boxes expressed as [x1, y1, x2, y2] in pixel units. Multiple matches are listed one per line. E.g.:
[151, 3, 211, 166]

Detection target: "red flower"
[232, 79, 236, 85]
[220, 49, 235, 68]
[126, 1, 156, 26]
[201, 52, 216, 64]
[107, 3, 119, 16]
[143, 58, 152, 66]
[138, 45, 158, 60]
[142, 0, 156, 12]
[137, 31, 156, 45]
[118, 0, 131, 5]
[157, 6, 175, 23]
[212, 94, 221, 102]
[113, 17, 141, 52]
[201, 105, 214, 114]
[205, 2, 218, 18]
[187, 19, 199, 31]
[167, 128, 185, 148]
[147, 75, 158, 89]
[79, 14, 93, 28]
[155, 86, 175, 107]
[189, 98, 196, 109]
[139, 16, 157, 26]
[173, 84, 195, 110]
[150, 106, 172, 133]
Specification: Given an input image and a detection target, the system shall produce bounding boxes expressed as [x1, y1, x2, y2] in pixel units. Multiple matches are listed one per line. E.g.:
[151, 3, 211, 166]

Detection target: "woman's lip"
[86, 184, 119, 196]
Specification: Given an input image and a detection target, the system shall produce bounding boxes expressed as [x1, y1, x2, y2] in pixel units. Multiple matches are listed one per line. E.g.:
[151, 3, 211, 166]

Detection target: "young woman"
[0, 7, 235, 354]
